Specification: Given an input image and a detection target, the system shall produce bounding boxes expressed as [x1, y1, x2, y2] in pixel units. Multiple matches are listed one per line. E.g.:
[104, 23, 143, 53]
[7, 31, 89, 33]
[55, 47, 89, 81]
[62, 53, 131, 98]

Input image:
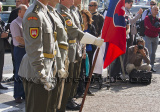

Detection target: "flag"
[101, 0, 126, 68]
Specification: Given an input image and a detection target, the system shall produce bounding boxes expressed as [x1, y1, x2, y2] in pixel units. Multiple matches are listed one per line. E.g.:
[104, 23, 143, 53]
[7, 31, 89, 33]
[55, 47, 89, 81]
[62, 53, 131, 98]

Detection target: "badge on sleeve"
[30, 27, 39, 39]
[65, 20, 72, 26]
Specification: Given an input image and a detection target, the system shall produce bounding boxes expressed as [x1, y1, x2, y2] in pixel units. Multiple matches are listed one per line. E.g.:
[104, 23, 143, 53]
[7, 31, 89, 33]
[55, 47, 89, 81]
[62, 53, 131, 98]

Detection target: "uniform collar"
[59, 4, 70, 13]
[35, 0, 48, 11]
[47, 5, 54, 13]
[70, 5, 76, 11]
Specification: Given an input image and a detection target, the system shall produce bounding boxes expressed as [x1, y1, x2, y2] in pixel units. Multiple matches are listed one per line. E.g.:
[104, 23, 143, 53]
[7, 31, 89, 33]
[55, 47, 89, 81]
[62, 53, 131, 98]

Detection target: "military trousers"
[57, 62, 74, 112]
[69, 58, 82, 99]
[23, 79, 48, 112]
[46, 74, 61, 112]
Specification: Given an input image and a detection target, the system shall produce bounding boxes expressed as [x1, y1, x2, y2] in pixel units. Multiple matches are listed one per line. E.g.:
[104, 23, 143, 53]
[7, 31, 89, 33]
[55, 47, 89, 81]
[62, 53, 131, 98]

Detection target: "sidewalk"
[0, 45, 160, 112]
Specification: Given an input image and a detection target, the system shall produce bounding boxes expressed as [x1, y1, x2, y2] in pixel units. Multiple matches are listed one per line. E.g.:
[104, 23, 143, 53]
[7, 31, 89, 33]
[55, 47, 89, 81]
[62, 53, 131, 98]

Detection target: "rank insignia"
[28, 17, 38, 21]
[66, 20, 72, 26]
[30, 28, 39, 39]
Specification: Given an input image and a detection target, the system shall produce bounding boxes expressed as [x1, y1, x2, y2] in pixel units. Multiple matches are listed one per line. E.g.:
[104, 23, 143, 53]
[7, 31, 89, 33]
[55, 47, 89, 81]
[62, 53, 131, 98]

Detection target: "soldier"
[68, 0, 84, 109]
[47, 0, 69, 112]
[18, 0, 66, 112]
[57, 0, 104, 111]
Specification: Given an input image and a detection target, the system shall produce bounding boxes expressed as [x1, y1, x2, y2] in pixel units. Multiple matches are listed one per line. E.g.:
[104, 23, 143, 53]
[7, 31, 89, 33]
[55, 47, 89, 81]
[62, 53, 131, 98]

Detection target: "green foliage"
[2, 5, 16, 11]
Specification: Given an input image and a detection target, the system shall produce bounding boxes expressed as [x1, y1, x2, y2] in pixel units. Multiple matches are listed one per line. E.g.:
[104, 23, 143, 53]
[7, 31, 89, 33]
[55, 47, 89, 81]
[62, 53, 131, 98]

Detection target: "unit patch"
[61, 14, 67, 17]
[30, 28, 39, 39]
[65, 20, 72, 26]
[28, 17, 38, 21]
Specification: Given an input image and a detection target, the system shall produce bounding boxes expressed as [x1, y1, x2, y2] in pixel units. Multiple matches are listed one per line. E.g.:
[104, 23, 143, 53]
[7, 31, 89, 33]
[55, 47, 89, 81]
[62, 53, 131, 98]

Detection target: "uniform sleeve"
[10, 21, 21, 38]
[22, 13, 44, 74]
[61, 13, 84, 41]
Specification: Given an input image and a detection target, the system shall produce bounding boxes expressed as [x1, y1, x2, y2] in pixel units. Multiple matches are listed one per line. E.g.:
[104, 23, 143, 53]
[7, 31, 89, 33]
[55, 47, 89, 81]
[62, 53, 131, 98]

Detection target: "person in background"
[7, 0, 30, 82]
[142, 0, 158, 20]
[10, 4, 27, 103]
[0, 2, 9, 89]
[88, 1, 104, 37]
[126, 38, 151, 74]
[144, 6, 160, 72]
[7, 0, 22, 82]
[78, 9, 97, 96]
[125, 0, 143, 48]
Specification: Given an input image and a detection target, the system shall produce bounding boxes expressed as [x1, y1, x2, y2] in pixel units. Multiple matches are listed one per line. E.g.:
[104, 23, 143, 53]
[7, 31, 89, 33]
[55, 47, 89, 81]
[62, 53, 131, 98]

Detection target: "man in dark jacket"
[89, 1, 104, 37]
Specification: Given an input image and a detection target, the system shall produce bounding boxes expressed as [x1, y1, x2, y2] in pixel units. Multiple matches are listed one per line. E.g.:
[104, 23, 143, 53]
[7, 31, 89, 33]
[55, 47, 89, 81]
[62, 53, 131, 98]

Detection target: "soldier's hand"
[1, 32, 8, 38]
[58, 68, 68, 79]
[137, 8, 143, 15]
[94, 37, 104, 48]
[44, 82, 55, 91]
[39, 69, 56, 91]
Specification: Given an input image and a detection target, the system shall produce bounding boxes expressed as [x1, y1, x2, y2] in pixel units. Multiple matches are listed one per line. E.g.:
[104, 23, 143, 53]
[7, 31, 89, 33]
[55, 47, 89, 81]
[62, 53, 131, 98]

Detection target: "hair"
[90, 1, 98, 6]
[150, 0, 157, 4]
[136, 38, 145, 45]
[81, 9, 93, 25]
[17, 4, 27, 12]
[125, 0, 133, 3]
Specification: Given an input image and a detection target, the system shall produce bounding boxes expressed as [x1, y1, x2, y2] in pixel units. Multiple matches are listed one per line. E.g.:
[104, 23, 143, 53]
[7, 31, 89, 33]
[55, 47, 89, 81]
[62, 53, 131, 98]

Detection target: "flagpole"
[79, 48, 100, 112]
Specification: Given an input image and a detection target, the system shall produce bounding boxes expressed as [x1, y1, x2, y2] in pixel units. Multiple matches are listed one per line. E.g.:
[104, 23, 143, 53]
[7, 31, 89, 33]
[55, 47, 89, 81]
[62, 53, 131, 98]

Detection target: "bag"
[129, 69, 152, 84]
[138, 9, 150, 36]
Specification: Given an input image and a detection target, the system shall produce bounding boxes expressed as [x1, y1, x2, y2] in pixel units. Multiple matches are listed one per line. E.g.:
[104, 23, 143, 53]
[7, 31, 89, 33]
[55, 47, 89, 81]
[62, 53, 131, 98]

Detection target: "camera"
[138, 44, 144, 49]
[154, 21, 160, 28]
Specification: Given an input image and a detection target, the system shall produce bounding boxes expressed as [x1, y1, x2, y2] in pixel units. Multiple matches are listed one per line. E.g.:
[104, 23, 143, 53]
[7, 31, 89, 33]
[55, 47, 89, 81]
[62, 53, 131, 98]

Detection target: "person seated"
[126, 38, 151, 74]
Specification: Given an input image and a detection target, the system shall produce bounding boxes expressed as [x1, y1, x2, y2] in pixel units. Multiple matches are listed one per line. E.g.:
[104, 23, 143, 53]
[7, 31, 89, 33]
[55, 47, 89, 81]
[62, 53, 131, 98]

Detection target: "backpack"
[138, 9, 150, 36]
[129, 69, 152, 84]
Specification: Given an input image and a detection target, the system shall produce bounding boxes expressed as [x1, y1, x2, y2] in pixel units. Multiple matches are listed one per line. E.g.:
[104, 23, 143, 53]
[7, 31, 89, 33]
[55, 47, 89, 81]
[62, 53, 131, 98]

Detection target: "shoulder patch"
[61, 14, 67, 17]
[28, 17, 38, 21]
[30, 27, 39, 39]
[33, 5, 40, 14]
[65, 20, 72, 26]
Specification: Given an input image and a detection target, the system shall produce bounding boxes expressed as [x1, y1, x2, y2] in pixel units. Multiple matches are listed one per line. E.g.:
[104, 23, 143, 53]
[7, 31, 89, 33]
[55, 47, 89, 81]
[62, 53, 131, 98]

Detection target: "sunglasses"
[150, 4, 156, 5]
[88, 5, 97, 7]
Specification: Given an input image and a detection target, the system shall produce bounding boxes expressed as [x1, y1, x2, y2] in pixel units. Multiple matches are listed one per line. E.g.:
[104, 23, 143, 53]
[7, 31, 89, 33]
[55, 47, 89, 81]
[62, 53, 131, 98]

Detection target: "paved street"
[0, 45, 160, 112]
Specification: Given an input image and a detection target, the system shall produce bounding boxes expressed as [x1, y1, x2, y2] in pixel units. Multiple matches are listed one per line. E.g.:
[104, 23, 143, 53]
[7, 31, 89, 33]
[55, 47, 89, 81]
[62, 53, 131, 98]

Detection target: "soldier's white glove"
[44, 82, 55, 91]
[80, 32, 104, 47]
[94, 37, 104, 48]
[58, 68, 68, 79]
[39, 69, 55, 91]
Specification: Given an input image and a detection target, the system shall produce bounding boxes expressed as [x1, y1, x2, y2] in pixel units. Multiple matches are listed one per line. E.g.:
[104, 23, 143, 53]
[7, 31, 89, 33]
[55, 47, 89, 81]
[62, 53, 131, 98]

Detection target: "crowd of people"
[0, 0, 159, 112]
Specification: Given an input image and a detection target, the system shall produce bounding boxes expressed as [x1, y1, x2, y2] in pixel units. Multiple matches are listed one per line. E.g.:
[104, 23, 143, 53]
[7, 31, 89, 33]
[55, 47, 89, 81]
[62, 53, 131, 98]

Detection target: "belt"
[58, 44, 68, 50]
[43, 50, 57, 59]
[69, 39, 76, 43]
[54, 32, 57, 42]
[17, 45, 25, 48]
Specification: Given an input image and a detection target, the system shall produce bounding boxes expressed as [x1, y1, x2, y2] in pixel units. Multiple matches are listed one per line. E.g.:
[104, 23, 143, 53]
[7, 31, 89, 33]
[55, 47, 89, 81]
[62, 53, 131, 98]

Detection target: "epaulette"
[33, 5, 40, 14]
